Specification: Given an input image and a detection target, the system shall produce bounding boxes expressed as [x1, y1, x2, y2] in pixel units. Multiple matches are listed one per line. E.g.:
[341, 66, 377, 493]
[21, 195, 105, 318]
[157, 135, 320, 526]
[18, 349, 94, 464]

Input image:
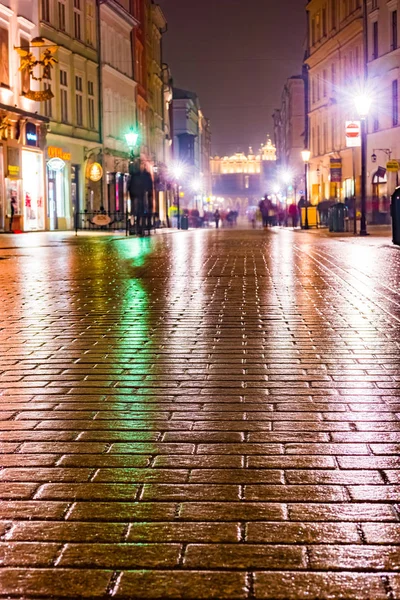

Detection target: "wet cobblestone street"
[1, 227, 400, 599]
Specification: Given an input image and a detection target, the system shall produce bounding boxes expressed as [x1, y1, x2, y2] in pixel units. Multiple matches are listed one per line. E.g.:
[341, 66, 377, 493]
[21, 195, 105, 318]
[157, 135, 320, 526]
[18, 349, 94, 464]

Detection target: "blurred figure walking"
[288, 203, 299, 229]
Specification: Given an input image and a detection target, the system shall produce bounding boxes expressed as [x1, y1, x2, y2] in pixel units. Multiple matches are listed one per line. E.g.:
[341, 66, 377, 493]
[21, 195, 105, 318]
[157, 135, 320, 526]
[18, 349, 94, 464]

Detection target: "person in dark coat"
[128, 165, 154, 235]
[9, 195, 17, 232]
[288, 203, 299, 228]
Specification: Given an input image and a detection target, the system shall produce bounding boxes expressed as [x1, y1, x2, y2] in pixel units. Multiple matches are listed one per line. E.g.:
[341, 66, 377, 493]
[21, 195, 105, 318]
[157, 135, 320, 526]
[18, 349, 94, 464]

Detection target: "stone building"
[100, 0, 137, 215]
[211, 139, 277, 214]
[171, 87, 212, 209]
[305, 0, 363, 204]
[273, 75, 305, 177]
[0, 0, 49, 232]
[365, 0, 400, 221]
[38, 0, 101, 229]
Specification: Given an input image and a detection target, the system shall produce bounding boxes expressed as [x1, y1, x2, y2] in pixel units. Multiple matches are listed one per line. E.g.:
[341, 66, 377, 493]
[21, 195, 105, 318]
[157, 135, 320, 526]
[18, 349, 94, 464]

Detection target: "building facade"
[0, 0, 48, 232]
[38, 0, 101, 229]
[273, 75, 305, 177]
[171, 87, 201, 208]
[100, 0, 137, 216]
[306, 0, 364, 204]
[365, 0, 400, 221]
[0, 0, 211, 231]
[211, 139, 277, 214]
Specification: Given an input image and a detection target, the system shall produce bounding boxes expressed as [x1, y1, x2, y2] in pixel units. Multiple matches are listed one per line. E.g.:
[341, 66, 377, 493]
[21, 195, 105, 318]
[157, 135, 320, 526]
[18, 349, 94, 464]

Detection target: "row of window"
[100, 22, 133, 78]
[311, 79, 399, 156]
[311, 50, 361, 106]
[371, 11, 398, 60]
[43, 69, 96, 130]
[41, 0, 96, 47]
[310, 0, 361, 46]
[0, 27, 30, 92]
[310, 1, 398, 58]
[103, 89, 136, 140]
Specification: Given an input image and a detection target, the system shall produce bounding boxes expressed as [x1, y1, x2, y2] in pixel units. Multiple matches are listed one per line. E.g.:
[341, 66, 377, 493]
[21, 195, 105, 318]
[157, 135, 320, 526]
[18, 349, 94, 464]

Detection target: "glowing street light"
[281, 170, 293, 185]
[301, 149, 311, 230]
[354, 94, 372, 118]
[125, 128, 140, 158]
[354, 93, 371, 236]
[171, 163, 185, 181]
[191, 179, 202, 192]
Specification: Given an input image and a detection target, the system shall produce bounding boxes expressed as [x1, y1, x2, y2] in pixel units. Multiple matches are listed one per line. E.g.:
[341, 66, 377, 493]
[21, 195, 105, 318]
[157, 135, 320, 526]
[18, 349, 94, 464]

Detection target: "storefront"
[102, 152, 129, 215]
[0, 111, 48, 232]
[22, 149, 45, 231]
[106, 171, 129, 214]
[44, 142, 93, 231]
[46, 146, 72, 231]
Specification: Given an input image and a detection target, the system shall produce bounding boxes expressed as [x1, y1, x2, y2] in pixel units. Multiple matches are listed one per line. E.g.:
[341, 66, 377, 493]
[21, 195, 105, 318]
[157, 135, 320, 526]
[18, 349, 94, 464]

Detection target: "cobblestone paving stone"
[0, 228, 400, 599]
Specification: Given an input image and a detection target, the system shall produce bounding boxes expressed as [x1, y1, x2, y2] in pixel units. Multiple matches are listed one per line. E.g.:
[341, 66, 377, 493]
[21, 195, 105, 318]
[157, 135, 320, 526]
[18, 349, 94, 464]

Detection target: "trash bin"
[391, 187, 400, 246]
[329, 203, 348, 232]
[181, 215, 189, 230]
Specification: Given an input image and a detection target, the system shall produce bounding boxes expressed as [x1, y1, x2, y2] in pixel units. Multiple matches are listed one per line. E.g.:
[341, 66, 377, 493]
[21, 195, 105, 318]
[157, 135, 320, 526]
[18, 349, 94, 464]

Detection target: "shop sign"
[92, 214, 111, 226]
[25, 123, 38, 147]
[48, 146, 71, 161]
[47, 157, 66, 172]
[88, 162, 103, 182]
[7, 165, 20, 179]
[387, 160, 400, 172]
[7, 147, 20, 179]
[376, 166, 387, 179]
[330, 158, 342, 183]
[345, 121, 361, 148]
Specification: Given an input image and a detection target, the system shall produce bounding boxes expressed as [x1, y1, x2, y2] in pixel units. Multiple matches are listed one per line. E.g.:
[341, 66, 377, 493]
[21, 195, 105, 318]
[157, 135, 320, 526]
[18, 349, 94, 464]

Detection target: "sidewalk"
[296, 224, 393, 238]
[0, 227, 400, 599]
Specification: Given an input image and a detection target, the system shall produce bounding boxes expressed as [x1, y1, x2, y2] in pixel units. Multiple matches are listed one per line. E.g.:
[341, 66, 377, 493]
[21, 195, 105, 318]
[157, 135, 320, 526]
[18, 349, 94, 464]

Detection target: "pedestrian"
[9, 194, 17, 232]
[288, 203, 299, 229]
[259, 199, 268, 228]
[214, 209, 220, 229]
[298, 196, 306, 228]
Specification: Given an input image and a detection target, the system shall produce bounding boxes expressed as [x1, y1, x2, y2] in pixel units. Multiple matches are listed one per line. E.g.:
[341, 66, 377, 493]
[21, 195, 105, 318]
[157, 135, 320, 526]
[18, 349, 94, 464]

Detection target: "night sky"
[158, 0, 307, 157]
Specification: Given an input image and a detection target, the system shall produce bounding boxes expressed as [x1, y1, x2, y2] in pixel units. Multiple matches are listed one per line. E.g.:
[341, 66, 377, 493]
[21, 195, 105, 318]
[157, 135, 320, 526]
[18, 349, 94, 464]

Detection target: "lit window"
[75, 75, 83, 126]
[41, 0, 50, 22]
[74, 0, 82, 40]
[0, 27, 10, 87]
[60, 69, 68, 123]
[86, 0, 96, 46]
[58, 0, 66, 32]
[88, 80, 95, 129]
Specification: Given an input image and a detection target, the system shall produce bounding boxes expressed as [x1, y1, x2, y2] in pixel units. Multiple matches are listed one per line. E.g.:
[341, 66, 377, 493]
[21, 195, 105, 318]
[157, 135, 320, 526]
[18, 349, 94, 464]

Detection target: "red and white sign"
[345, 121, 361, 147]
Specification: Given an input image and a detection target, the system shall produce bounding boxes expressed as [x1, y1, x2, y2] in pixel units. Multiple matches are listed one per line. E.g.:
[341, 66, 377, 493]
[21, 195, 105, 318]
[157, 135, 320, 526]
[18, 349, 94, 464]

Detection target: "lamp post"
[301, 149, 311, 230]
[191, 179, 202, 210]
[125, 128, 140, 162]
[171, 164, 184, 229]
[354, 94, 371, 236]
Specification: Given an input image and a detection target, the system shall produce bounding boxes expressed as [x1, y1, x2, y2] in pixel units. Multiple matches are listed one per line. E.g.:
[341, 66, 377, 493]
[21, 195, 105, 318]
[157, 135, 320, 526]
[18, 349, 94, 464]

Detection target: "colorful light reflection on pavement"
[0, 228, 399, 599]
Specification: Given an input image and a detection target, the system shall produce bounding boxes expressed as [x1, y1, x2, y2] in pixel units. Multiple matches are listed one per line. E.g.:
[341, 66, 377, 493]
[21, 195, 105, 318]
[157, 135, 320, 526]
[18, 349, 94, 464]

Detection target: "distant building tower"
[211, 138, 277, 214]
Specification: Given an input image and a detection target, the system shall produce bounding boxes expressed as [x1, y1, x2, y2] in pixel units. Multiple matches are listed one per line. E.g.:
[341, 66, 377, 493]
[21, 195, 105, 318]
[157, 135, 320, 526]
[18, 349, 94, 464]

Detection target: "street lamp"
[170, 162, 185, 230]
[125, 129, 139, 156]
[280, 170, 293, 207]
[191, 179, 202, 210]
[354, 94, 371, 236]
[301, 149, 311, 230]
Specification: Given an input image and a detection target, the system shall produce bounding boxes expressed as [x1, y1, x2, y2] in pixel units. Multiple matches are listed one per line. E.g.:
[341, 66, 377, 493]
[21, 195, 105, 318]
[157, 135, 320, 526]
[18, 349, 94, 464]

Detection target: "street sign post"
[386, 160, 400, 172]
[330, 158, 342, 183]
[345, 121, 361, 148]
